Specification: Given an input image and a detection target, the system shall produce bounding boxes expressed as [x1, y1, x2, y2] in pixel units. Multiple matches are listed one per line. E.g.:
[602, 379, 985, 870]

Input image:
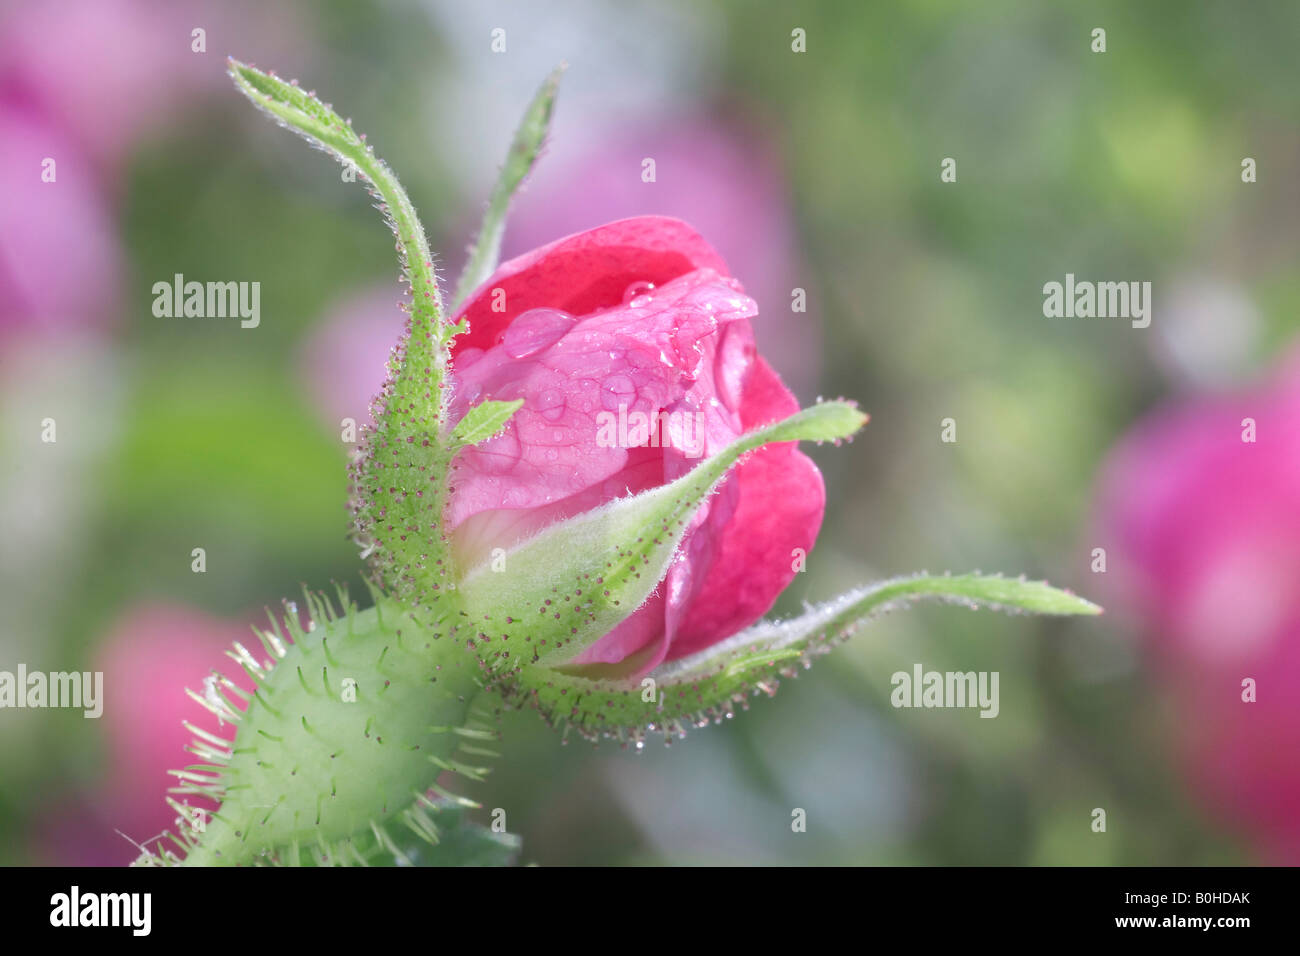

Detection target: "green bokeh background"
[2, 0, 1296, 865]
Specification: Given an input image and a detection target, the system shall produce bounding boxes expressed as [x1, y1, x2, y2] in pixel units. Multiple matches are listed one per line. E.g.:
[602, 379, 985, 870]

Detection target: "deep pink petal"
[571, 476, 739, 675]
[667, 357, 825, 657]
[451, 216, 731, 354]
[447, 268, 755, 547]
[669, 445, 824, 658]
[739, 354, 802, 427]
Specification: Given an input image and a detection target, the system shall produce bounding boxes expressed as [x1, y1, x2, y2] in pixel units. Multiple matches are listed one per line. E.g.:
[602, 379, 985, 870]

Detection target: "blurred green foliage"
[3, 0, 1295, 865]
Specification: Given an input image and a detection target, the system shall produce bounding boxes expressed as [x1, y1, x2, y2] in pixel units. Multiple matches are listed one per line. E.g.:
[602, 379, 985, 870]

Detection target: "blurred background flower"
[2, 0, 1298, 865]
[0, 103, 120, 341]
[32, 603, 254, 866]
[0, 0, 208, 172]
[1095, 348, 1300, 864]
[298, 285, 404, 432]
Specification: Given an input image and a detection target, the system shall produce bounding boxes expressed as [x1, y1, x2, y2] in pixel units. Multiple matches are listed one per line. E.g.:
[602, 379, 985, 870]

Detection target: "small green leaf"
[765, 398, 869, 443]
[228, 61, 361, 158]
[451, 399, 525, 448]
[488, 573, 1099, 744]
[457, 400, 867, 671]
[451, 65, 564, 310]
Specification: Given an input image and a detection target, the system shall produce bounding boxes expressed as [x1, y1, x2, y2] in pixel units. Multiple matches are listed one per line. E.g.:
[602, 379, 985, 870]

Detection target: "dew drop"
[600, 373, 636, 411]
[501, 308, 575, 359]
[621, 280, 656, 308]
[471, 421, 520, 474]
[535, 386, 565, 422]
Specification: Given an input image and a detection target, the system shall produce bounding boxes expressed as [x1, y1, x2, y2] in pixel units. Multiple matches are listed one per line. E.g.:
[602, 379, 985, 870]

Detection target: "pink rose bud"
[444, 216, 826, 677]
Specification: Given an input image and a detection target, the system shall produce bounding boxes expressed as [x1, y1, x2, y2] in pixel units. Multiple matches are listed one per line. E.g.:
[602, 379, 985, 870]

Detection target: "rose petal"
[451, 216, 731, 354]
[667, 359, 825, 657]
[447, 268, 755, 540]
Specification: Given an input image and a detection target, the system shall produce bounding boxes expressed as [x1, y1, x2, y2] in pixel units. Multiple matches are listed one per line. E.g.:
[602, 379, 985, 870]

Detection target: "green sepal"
[456, 400, 868, 672]
[227, 60, 460, 607]
[488, 573, 1100, 745]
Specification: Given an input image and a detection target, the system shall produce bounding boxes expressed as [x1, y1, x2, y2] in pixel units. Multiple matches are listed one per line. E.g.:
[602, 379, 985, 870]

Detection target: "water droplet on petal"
[471, 420, 521, 474]
[600, 373, 636, 411]
[502, 308, 575, 359]
[622, 280, 656, 307]
[535, 387, 565, 421]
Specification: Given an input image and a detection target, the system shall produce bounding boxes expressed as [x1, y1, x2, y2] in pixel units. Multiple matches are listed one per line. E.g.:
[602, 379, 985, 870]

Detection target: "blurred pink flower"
[0, 0, 194, 342]
[0, 0, 209, 173]
[0, 0, 306, 343]
[297, 286, 406, 433]
[0, 102, 121, 339]
[34, 604, 253, 866]
[1095, 350, 1300, 863]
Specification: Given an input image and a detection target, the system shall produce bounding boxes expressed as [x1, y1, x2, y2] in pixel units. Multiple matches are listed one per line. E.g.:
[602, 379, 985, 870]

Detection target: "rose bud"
[444, 216, 825, 678]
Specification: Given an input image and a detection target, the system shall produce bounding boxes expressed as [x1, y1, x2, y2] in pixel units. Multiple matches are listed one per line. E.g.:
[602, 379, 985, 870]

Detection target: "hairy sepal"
[227, 60, 462, 611]
[456, 400, 868, 673]
[489, 573, 1100, 745]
